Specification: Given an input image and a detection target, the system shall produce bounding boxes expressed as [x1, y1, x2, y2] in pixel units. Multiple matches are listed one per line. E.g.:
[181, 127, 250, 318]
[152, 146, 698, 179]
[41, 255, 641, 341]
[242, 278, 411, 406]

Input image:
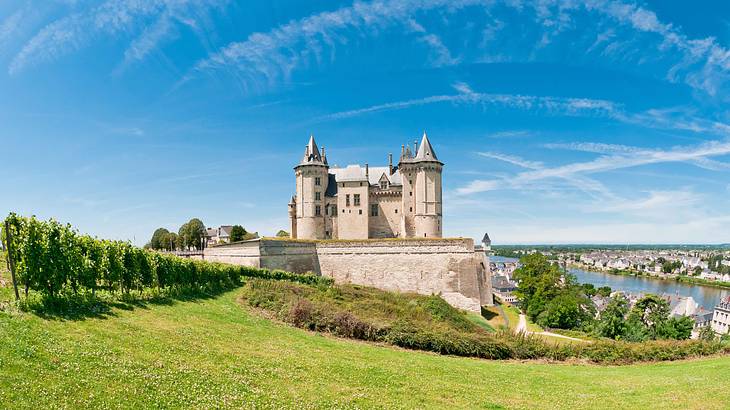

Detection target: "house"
[690, 310, 715, 339]
[711, 296, 730, 335]
[491, 275, 518, 304]
[205, 225, 233, 246]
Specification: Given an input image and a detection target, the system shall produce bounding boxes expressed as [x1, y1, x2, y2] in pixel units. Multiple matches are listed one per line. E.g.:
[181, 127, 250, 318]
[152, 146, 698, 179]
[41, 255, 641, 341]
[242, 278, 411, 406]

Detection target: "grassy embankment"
[2, 287, 730, 408]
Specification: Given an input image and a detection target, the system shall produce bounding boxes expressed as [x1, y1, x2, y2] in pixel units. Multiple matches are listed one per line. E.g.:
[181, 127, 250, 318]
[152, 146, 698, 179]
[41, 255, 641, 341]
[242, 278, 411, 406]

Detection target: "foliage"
[596, 294, 694, 342]
[1, 213, 331, 302]
[240, 279, 729, 364]
[177, 218, 205, 250]
[229, 225, 247, 242]
[514, 253, 594, 330]
[597, 295, 629, 340]
[698, 325, 716, 341]
[276, 230, 290, 238]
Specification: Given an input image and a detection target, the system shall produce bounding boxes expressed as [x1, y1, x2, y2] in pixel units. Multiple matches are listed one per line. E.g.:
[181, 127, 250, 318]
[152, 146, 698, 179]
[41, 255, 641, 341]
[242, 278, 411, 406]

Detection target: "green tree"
[149, 228, 170, 250]
[513, 253, 563, 321]
[229, 225, 247, 242]
[178, 219, 205, 250]
[659, 316, 694, 340]
[597, 295, 629, 340]
[276, 230, 290, 238]
[628, 295, 671, 340]
[536, 291, 591, 329]
[596, 286, 612, 297]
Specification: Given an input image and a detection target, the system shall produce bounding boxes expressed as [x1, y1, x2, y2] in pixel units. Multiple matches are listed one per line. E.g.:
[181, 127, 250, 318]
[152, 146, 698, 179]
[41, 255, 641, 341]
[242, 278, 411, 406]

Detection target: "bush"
[239, 278, 730, 365]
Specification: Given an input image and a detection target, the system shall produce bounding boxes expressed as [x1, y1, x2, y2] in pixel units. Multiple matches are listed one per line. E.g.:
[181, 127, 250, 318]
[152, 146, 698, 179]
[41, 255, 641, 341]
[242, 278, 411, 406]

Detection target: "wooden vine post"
[3, 220, 20, 301]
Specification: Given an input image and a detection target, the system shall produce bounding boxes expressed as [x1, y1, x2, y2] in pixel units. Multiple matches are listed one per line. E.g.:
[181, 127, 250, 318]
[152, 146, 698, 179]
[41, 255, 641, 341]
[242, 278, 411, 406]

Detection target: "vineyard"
[0, 213, 329, 305]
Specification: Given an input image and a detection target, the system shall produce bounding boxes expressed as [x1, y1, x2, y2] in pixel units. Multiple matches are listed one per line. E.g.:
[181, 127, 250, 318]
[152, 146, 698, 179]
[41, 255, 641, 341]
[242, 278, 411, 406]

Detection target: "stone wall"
[316, 239, 489, 312]
[202, 238, 492, 313]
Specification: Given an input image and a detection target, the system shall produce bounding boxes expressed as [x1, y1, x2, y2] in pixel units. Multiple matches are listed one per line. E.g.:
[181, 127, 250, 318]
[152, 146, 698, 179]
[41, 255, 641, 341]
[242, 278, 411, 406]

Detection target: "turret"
[399, 132, 443, 238]
[293, 135, 329, 239]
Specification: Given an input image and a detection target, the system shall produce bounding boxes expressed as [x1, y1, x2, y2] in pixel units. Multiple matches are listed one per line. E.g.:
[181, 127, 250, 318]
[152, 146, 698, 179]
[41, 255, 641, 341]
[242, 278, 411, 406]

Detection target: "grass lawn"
[1, 288, 729, 409]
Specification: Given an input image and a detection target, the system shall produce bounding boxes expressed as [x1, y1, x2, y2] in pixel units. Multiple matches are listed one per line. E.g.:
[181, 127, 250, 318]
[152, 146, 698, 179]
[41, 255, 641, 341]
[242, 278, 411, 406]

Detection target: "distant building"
[711, 296, 730, 335]
[491, 275, 518, 304]
[205, 225, 233, 246]
[690, 310, 714, 339]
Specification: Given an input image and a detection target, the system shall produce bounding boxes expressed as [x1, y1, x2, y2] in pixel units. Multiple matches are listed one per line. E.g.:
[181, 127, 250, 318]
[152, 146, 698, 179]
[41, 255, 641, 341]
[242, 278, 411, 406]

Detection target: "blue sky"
[1, 0, 730, 245]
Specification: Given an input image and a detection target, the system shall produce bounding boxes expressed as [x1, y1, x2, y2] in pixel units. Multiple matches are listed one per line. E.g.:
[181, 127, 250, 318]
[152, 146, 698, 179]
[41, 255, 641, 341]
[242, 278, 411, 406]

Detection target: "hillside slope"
[1, 289, 729, 409]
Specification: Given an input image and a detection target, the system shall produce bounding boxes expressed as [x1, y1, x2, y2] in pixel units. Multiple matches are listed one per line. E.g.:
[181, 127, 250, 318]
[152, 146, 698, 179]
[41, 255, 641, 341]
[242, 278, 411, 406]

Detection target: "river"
[490, 256, 728, 310]
[570, 267, 729, 310]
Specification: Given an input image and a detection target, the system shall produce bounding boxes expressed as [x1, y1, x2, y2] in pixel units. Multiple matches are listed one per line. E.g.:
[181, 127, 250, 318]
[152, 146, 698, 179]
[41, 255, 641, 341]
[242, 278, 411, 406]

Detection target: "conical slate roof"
[414, 132, 438, 161]
[298, 135, 327, 166]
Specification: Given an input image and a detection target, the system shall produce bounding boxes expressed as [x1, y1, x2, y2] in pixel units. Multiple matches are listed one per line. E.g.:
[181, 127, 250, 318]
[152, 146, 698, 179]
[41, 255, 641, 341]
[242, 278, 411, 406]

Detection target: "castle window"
[346, 194, 350, 206]
[395, 209, 398, 214]
[315, 192, 321, 200]
[371, 204, 379, 216]
[315, 177, 321, 186]
[359, 209, 363, 215]
[354, 194, 360, 206]
[409, 180, 413, 185]
[410, 207, 413, 212]
[315, 205, 321, 216]
[380, 181, 388, 190]
[331, 205, 337, 216]
[409, 191, 412, 197]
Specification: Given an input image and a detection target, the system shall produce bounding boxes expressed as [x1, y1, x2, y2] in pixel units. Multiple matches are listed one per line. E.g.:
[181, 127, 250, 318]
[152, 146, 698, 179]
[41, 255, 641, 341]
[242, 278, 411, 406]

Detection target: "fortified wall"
[203, 238, 493, 313]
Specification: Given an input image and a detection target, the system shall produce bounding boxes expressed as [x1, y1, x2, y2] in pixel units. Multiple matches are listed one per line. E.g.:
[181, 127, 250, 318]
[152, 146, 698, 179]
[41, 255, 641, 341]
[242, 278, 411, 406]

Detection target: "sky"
[1, 0, 730, 245]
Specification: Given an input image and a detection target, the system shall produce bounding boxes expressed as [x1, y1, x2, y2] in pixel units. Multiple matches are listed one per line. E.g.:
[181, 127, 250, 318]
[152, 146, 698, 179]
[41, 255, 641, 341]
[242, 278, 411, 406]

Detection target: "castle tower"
[293, 135, 329, 239]
[399, 132, 443, 238]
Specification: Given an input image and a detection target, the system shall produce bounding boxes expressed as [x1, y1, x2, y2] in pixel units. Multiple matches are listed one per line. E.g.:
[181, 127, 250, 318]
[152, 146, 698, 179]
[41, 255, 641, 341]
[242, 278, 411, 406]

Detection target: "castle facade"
[288, 133, 443, 240]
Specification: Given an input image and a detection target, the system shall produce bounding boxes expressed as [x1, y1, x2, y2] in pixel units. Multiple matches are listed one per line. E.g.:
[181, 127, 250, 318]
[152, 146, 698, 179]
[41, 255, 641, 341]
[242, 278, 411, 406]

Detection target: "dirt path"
[516, 314, 585, 342]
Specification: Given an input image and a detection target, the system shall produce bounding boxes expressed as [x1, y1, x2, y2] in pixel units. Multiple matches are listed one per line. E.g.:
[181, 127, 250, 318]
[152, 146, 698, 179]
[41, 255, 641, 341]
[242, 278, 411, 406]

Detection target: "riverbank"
[569, 263, 730, 291]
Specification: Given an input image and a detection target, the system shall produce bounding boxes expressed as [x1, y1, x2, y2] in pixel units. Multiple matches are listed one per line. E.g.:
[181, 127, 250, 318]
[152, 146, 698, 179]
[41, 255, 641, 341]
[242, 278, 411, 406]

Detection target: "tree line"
[514, 253, 695, 341]
[1, 213, 323, 301]
[145, 219, 275, 251]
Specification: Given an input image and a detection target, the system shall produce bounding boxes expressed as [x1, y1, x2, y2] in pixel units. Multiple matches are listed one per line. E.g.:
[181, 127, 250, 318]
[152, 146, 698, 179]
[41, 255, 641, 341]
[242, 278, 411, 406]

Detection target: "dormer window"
[380, 181, 388, 190]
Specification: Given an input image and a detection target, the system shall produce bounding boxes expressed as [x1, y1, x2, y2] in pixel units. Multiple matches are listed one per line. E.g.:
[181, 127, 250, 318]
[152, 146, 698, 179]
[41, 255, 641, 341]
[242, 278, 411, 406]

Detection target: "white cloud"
[9, 0, 227, 74]
[458, 139, 730, 196]
[182, 0, 730, 98]
[313, 88, 620, 122]
[477, 152, 543, 170]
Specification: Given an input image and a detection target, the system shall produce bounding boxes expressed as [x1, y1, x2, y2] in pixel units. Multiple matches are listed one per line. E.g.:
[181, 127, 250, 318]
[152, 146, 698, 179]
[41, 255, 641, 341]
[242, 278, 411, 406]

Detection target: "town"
[490, 246, 730, 340]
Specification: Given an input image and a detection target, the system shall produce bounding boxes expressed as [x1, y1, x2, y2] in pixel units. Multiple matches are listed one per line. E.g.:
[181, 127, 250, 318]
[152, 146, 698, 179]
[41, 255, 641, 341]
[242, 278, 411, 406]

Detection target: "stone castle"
[288, 132, 443, 240]
[201, 132, 493, 313]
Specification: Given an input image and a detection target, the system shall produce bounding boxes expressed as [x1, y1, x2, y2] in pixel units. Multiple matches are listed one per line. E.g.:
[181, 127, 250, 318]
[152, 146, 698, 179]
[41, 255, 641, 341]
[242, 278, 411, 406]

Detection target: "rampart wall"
[203, 238, 492, 313]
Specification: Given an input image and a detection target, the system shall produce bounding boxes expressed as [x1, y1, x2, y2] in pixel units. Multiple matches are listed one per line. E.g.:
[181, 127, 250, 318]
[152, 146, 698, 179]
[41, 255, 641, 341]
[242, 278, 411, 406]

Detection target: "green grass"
[2, 288, 730, 409]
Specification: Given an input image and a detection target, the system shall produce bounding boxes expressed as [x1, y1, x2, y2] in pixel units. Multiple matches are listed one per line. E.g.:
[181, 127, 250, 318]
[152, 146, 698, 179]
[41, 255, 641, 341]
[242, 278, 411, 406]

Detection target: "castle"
[289, 132, 443, 240]
[201, 132, 493, 313]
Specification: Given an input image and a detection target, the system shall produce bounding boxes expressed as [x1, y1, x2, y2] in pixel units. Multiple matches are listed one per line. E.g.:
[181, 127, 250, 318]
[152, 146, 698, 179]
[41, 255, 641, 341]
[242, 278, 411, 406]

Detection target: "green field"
[1, 288, 729, 409]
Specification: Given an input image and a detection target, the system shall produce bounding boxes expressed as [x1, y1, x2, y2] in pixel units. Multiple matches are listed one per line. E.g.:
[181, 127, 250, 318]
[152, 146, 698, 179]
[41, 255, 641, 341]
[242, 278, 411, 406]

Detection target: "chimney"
[388, 153, 393, 174]
[365, 163, 369, 180]
[414, 140, 418, 155]
[321, 146, 325, 157]
[401, 144, 405, 158]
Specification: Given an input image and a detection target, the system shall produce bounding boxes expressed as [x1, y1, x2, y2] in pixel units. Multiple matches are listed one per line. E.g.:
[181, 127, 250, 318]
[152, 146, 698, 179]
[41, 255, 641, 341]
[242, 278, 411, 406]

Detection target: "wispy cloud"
[182, 0, 730, 99]
[487, 130, 534, 139]
[312, 84, 620, 122]
[9, 0, 227, 75]
[458, 139, 730, 196]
